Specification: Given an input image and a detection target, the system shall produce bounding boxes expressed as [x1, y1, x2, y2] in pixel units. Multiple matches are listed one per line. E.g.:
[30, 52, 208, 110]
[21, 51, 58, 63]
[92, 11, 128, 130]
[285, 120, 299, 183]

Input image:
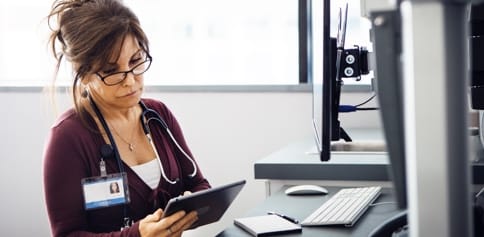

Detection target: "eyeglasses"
[95, 55, 152, 86]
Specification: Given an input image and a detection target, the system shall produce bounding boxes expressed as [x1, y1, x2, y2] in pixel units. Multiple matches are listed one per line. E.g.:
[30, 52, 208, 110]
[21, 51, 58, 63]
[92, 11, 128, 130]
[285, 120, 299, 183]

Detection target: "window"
[0, 1, 55, 86]
[0, 0, 371, 87]
[124, 0, 299, 86]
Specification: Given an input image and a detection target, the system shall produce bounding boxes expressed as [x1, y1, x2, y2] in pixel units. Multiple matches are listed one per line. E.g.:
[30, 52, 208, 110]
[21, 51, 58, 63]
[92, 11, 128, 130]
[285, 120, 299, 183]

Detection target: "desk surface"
[254, 137, 389, 181]
[217, 186, 404, 237]
[254, 128, 484, 184]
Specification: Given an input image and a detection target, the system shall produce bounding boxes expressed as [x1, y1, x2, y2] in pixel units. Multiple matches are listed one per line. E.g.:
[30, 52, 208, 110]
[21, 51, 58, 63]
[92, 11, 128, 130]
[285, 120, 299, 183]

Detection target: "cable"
[369, 201, 396, 207]
[355, 93, 376, 107]
[356, 107, 379, 111]
[339, 93, 379, 113]
[339, 105, 358, 112]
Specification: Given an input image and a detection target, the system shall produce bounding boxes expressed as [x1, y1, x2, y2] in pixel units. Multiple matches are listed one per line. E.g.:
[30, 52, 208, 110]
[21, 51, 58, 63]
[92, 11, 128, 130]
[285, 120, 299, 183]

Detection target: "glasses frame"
[95, 55, 153, 86]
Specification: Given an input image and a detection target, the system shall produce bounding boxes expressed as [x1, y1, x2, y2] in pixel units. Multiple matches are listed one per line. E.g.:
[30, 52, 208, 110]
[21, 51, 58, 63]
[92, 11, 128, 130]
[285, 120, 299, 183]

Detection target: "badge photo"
[81, 173, 130, 210]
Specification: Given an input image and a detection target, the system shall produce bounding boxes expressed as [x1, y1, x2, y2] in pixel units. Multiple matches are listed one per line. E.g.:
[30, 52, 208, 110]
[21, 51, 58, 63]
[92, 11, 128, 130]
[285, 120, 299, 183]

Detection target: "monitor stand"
[339, 126, 352, 142]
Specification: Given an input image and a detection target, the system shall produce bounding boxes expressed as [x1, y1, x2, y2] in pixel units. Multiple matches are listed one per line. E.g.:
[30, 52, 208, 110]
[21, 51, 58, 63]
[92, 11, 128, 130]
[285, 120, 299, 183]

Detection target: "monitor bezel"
[309, 0, 337, 162]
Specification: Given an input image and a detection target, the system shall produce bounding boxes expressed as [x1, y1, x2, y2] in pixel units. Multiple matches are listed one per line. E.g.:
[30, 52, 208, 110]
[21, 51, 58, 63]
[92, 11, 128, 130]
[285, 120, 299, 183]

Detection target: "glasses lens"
[103, 73, 126, 85]
[133, 59, 151, 75]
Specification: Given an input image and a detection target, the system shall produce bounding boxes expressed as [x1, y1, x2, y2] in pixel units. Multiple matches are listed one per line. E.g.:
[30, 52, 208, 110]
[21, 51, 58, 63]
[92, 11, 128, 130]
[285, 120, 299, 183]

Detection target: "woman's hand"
[139, 208, 198, 237]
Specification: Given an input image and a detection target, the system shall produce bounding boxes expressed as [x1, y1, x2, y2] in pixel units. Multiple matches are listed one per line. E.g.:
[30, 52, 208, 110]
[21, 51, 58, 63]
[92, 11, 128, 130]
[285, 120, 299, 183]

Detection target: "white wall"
[0, 88, 380, 236]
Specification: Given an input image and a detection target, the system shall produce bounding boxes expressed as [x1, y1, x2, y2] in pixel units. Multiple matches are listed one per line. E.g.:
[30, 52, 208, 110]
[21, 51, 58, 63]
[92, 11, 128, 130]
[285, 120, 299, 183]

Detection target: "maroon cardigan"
[43, 98, 211, 236]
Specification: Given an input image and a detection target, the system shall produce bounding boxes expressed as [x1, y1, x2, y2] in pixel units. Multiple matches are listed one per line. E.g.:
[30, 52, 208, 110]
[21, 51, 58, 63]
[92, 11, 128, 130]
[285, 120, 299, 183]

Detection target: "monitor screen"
[309, 0, 332, 161]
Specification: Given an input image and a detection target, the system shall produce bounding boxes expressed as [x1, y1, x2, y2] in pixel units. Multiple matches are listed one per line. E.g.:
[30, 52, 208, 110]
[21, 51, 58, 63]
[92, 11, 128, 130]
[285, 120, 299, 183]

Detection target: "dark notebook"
[234, 214, 302, 236]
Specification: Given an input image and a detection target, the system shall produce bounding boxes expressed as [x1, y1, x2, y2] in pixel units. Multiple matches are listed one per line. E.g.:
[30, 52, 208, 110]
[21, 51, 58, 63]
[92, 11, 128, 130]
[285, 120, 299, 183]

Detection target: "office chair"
[368, 210, 408, 237]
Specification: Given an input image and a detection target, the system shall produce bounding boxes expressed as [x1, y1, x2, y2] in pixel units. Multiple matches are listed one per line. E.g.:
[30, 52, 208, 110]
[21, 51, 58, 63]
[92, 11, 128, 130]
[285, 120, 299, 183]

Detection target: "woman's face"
[111, 182, 118, 191]
[86, 34, 147, 110]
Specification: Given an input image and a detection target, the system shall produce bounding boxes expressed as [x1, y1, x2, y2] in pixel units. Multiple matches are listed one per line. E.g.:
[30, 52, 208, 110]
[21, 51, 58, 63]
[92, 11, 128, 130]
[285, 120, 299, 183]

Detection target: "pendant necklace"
[110, 118, 137, 152]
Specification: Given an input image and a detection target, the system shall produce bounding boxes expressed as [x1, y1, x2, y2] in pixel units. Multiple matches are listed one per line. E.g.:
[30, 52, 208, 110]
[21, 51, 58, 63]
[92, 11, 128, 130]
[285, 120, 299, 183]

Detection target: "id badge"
[81, 173, 130, 210]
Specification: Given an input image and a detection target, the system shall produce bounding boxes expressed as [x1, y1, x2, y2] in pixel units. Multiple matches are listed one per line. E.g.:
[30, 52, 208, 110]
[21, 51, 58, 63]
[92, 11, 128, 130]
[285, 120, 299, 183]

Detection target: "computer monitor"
[368, 3, 482, 234]
[309, 0, 349, 162]
[308, 0, 332, 162]
[369, 10, 407, 211]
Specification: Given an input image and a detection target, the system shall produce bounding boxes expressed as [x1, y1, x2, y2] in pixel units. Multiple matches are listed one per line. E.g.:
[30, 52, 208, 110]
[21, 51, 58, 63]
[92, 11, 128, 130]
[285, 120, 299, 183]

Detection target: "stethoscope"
[139, 101, 197, 184]
[89, 96, 198, 185]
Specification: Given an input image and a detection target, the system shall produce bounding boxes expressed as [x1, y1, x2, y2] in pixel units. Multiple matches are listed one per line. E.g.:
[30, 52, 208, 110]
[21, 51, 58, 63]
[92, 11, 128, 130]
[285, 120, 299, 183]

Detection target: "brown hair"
[47, 0, 150, 116]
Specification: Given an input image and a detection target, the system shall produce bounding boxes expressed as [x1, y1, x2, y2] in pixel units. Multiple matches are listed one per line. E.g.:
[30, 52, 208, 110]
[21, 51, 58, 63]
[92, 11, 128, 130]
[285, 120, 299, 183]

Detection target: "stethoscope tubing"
[139, 102, 198, 182]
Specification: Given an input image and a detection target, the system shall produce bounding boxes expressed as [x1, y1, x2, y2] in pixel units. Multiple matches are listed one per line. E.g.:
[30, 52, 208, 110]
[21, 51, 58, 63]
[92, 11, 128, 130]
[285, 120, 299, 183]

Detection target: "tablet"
[162, 180, 246, 229]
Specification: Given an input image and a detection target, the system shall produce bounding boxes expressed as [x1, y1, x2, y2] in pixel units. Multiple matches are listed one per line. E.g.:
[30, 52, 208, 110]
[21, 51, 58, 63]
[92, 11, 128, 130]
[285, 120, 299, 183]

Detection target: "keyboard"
[301, 186, 382, 227]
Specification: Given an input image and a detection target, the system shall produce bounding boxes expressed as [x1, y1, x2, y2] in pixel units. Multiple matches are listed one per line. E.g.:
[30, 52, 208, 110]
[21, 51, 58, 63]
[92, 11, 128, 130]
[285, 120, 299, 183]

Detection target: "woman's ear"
[81, 86, 89, 98]
[80, 77, 91, 98]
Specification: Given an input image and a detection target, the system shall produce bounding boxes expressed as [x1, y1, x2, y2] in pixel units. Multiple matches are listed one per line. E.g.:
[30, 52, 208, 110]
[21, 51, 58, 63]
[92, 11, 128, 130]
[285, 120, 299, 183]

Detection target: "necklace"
[110, 120, 138, 152]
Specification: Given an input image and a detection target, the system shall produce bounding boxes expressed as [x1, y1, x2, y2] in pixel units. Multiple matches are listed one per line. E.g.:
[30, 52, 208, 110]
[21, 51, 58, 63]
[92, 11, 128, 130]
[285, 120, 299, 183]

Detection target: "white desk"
[254, 128, 484, 196]
[254, 128, 392, 195]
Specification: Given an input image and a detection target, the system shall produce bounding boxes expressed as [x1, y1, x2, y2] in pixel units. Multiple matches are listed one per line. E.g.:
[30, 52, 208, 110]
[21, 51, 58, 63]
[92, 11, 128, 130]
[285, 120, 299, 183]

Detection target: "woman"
[110, 182, 120, 194]
[43, 0, 211, 236]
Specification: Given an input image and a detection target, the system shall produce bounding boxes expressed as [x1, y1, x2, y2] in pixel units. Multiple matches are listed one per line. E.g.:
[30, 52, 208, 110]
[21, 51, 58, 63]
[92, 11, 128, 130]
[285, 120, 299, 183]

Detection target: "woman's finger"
[160, 210, 187, 228]
[170, 211, 198, 235]
[143, 208, 163, 223]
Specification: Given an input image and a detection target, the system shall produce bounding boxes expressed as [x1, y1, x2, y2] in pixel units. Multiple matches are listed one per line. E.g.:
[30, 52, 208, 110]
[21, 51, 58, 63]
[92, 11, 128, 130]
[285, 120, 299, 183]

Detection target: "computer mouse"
[284, 185, 328, 195]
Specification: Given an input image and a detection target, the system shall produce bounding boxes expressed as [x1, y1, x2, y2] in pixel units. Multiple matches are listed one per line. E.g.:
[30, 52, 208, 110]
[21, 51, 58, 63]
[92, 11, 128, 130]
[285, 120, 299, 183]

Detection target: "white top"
[130, 158, 161, 189]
